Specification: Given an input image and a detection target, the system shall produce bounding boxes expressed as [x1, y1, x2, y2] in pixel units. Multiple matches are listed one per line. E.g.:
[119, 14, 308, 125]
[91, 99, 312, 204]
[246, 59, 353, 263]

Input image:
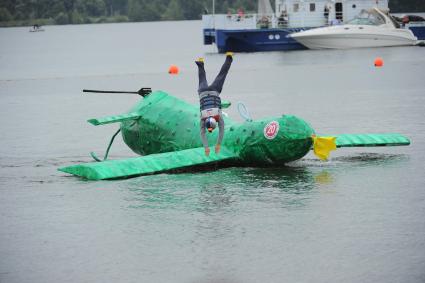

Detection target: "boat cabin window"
[310, 3, 316, 12]
[388, 15, 401, 28]
[335, 2, 343, 21]
[346, 10, 386, 25]
[293, 3, 299, 12]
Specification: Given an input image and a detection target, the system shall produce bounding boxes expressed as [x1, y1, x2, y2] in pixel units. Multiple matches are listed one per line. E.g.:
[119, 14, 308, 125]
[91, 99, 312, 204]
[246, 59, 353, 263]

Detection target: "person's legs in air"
[196, 58, 209, 94]
[209, 53, 233, 94]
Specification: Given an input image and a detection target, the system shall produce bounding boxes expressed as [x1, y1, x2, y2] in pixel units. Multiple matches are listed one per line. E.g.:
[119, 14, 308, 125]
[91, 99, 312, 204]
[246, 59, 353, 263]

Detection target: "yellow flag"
[312, 136, 337, 160]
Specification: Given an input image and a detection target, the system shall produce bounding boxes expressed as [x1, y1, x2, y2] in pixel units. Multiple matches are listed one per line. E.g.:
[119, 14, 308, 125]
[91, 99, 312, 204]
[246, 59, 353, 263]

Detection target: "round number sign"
[264, 121, 280, 140]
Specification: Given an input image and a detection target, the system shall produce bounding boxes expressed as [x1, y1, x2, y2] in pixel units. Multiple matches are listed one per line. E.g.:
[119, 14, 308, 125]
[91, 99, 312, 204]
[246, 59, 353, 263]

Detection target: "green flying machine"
[59, 88, 410, 180]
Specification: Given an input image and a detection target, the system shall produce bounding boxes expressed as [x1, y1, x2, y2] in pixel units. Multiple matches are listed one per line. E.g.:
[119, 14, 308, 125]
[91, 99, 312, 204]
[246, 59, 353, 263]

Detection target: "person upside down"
[195, 52, 233, 156]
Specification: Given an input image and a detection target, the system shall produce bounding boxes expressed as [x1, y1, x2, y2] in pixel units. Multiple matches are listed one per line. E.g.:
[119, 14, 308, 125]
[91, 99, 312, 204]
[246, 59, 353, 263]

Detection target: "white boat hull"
[289, 6, 419, 51]
[291, 25, 417, 49]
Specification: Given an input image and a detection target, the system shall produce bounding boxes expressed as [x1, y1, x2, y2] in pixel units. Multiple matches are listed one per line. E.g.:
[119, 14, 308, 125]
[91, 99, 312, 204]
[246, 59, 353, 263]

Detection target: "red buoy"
[374, 57, 383, 67]
[168, 65, 179, 74]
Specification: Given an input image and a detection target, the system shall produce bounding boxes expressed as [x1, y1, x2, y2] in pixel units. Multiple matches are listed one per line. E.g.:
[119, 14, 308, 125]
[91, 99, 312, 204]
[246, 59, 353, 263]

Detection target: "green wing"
[335, 133, 410, 147]
[58, 147, 238, 180]
[312, 133, 410, 160]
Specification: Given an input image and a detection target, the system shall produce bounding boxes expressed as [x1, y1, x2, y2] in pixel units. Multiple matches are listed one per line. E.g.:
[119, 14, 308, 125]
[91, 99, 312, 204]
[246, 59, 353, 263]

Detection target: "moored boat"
[288, 8, 417, 49]
[29, 24, 45, 32]
[202, 0, 425, 53]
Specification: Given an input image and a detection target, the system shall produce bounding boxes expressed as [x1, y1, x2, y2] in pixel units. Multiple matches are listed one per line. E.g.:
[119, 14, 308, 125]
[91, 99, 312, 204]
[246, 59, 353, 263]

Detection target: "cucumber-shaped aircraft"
[59, 88, 410, 180]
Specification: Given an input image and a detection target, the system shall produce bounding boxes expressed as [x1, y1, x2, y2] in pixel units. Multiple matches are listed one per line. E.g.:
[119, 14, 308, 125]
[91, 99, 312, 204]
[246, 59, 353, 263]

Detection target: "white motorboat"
[289, 8, 417, 49]
[29, 25, 45, 32]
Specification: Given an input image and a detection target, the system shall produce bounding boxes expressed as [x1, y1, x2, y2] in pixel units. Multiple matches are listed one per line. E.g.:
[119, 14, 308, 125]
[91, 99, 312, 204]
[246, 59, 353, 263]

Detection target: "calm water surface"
[1, 21, 425, 283]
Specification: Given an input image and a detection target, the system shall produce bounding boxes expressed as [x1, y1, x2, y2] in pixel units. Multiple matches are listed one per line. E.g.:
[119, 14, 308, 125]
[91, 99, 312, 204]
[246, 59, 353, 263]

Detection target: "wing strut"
[90, 128, 121, 162]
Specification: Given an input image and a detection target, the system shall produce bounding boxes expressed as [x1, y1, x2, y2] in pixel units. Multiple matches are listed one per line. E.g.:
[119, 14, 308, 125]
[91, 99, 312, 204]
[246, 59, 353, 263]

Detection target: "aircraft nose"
[260, 116, 315, 163]
[237, 116, 314, 165]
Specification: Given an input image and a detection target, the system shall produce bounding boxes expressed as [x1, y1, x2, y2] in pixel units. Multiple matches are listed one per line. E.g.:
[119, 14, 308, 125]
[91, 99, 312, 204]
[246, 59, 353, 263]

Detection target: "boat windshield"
[346, 10, 386, 25]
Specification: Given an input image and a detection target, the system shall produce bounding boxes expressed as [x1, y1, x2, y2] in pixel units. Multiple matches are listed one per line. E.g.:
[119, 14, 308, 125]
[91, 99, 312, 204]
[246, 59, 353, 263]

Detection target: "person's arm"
[215, 115, 224, 154]
[200, 119, 210, 156]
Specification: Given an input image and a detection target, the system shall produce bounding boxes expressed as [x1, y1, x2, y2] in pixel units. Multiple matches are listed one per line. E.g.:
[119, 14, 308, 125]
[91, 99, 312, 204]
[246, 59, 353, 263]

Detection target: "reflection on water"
[314, 171, 334, 185]
[113, 151, 412, 282]
[123, 166, 316, 211]
[332, 152, 409, 165]
[121, 152, 409, 215]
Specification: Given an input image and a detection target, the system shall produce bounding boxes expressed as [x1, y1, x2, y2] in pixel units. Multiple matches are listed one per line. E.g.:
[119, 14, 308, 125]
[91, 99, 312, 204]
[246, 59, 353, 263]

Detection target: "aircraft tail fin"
[87, 91, 170, 126]
[87, 112, 141, 126]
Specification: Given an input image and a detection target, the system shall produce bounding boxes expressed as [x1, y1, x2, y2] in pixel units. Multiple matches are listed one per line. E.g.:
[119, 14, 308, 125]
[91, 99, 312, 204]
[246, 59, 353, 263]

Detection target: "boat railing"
[256, 13, 277, 29]
[289, 15, 330, 28]
[404, 21, 425, 29]
[203, 13, 345, 30]
[202, 14, 257, 30]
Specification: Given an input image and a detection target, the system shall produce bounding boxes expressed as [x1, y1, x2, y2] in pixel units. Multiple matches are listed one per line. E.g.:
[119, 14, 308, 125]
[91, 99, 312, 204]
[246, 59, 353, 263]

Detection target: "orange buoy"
[374, 57, 383, 67]
[168, 65, 179, 74]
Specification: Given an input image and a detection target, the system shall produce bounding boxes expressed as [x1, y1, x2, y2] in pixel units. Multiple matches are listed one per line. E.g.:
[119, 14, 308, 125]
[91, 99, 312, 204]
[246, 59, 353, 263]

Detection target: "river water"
[0, 21, 424, 283]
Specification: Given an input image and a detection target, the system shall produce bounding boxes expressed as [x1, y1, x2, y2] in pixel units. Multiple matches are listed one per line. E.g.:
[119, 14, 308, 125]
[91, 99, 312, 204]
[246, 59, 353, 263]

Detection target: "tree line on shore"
[0, 0, 424, 27]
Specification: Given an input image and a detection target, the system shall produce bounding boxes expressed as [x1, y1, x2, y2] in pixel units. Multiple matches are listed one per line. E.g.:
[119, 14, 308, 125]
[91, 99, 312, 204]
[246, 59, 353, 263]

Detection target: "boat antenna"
[212, 0, 215, 29]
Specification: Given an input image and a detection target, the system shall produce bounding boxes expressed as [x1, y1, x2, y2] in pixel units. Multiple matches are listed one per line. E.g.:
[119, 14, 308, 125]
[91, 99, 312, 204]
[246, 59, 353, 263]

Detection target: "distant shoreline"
[0, 15, 131, 28]
[1, 11, 425, 29]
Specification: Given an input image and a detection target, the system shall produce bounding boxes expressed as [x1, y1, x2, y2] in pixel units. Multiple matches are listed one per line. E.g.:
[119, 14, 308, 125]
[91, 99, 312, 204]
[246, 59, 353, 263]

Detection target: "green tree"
[55, 11, 69, 24]
[0, 7, 13, 21]
[84, 0, 106, 17]
[71, 10, 84, 24]
[128, 0, 162, 22]
[112, 0, 128, 15]
[42, 0, 66, 19]
[162, 0, 184, 20]
[143, 2, 162, 21]
[128, 0, 143, 21]
[0, 0, 15, 14]
[179, 0, 204, 19]
[14, 0, 30, 20]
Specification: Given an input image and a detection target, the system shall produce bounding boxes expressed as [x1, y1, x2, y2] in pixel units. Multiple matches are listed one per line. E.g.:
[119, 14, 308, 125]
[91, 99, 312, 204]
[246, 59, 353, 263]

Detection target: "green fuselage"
[121, 91, 315, 165]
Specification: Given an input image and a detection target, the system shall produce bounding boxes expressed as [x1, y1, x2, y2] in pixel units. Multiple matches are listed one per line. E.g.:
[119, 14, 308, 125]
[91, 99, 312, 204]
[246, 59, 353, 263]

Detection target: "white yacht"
[288, 7, 417, 49]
